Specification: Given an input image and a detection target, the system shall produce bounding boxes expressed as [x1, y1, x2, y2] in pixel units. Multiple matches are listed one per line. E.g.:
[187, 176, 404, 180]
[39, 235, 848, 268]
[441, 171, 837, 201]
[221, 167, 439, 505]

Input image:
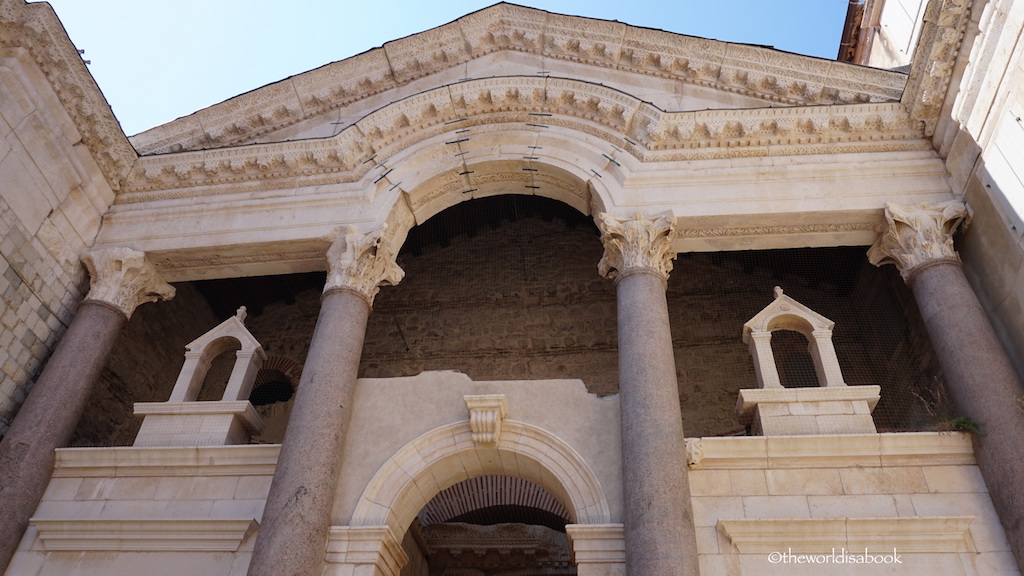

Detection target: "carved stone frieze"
[597, 211, 677, 282]
[323, 225, 404, 305]
[676, 222, 876, 239]
[867, 201, 972, 281]
[80, 247, 175, 319]
[129, 4, 909, 156]
[902, 0, 972, 136]
[0, 2, 136, 190]
[117, 75, 927, 203]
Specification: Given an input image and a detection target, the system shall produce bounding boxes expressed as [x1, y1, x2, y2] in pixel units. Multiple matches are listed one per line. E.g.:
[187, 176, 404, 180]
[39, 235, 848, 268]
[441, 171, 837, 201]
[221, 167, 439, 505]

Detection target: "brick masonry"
[64, 206, 949, 445]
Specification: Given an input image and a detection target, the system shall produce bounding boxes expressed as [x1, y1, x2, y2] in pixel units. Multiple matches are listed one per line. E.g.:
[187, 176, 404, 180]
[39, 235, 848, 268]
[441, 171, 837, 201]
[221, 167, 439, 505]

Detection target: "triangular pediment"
[129, 2, 907, 156]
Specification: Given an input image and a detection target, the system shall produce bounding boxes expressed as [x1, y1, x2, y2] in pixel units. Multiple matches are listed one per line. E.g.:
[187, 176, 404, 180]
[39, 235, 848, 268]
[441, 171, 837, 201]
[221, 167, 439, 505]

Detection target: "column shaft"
[616, 270, 700, 576]
[0, 301, 126, 570]
[247, 288, 370, 576]
[911, 262, 1024, 568]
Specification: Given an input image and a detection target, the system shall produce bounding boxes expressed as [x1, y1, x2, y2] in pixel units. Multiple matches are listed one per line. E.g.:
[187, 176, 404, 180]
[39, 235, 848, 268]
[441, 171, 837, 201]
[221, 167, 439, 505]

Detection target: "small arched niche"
[134, 307, 266, 446]
[736, 288, 880, 436]
[742, 286, 845, 390]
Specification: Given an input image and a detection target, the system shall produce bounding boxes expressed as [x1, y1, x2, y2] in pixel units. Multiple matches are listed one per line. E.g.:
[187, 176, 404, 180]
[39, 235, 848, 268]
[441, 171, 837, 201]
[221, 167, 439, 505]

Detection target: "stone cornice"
[117, 75, 926, 203]
[902, 0, 972, 137]
[0, 0, 136, 190]
[128, 3, 908, 155]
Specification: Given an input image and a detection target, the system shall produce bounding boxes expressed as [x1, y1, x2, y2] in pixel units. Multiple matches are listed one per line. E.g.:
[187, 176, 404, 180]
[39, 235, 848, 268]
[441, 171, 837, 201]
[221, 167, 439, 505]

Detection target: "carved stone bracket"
[323, 225, 404, 306]
[597, 211, 677, 283]
[867, 201, 972, 281]
[464, 394, 509, 447]
[80, 247, 175, 319]
[685, 438, 705, 469]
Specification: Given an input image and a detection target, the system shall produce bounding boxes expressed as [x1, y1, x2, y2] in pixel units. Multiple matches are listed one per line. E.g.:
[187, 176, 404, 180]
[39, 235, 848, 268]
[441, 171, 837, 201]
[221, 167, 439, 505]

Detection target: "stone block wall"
[689, 433, 1020, 575]
[6, 445, 276, 576]
[0, 51, 119, 438]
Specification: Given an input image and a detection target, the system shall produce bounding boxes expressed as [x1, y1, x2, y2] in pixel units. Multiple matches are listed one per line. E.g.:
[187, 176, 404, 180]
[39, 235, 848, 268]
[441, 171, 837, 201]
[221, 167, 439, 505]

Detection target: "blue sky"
[40, 1, 850, 136]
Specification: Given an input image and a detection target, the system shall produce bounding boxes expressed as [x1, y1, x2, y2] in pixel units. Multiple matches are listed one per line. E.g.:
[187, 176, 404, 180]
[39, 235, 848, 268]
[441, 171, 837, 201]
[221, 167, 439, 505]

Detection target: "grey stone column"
[598, 212, 700, 576]
[869, 201, 1024, 571]
[248, 225, 403, 576]
[0, 248, 174, 572]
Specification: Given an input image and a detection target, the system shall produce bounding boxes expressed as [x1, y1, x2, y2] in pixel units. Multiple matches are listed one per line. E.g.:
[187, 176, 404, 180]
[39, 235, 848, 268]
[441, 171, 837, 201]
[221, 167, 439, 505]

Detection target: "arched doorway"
[330, 416, 615, 576]
[411, 475, 576, 575]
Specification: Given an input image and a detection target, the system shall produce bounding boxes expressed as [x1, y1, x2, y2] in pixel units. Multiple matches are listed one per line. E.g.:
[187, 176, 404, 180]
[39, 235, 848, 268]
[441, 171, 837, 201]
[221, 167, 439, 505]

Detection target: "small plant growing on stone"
[937, 416, 984, 435]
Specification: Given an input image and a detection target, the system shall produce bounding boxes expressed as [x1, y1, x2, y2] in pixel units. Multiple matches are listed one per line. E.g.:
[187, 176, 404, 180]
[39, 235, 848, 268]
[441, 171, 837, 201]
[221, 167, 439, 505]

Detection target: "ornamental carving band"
[867, 201, 971, 281]
[324, 224, 405, 305]
[597, 211, 677, 281]
[81, 247, 176, 319]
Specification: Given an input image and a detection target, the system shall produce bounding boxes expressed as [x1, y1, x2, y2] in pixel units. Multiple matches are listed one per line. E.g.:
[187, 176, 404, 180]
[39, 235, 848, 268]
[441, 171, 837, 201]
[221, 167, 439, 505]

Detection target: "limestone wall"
[690, 432, 1019, 575]
[934, 0, 1024, 382]
[9, 402, 1017, 576]
[6, 445, 276, 576]
[0, 50, 117, 437]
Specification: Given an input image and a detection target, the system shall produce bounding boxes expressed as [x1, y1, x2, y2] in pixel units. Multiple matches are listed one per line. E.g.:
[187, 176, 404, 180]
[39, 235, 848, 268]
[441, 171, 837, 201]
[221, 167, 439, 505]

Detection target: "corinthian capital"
[867, 201, 972, 281]
[81, 247, 176, 319]
[324, 225, 404, 305]
[597, 211, 677, 282]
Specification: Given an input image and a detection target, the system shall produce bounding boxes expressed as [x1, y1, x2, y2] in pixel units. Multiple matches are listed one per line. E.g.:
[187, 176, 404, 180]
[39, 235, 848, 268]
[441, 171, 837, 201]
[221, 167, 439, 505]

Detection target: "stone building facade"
[1, 0, 1023, 575]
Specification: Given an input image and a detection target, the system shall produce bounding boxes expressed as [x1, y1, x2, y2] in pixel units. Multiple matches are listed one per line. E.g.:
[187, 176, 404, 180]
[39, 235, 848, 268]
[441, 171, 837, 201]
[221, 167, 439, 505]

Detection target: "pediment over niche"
[129, 2, 907, 156]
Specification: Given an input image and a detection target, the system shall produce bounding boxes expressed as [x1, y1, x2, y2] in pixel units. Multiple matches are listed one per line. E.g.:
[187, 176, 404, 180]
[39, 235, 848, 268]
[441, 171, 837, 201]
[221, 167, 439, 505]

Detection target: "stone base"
[133, 401, 264, 446]
[735, 386, 880, 436]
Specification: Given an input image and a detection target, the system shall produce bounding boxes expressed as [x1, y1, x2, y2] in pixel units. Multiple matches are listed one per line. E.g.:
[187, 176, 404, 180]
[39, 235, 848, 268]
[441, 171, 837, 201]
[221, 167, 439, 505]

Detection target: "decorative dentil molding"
[80, 247, 175, 319]
[902, 0, 973, 136]
[597, 211, 677, 282]
[464, 394, 509, 447]
[129, 4, 907, 156]
[0, 1, 136, 190]
[867, 201, 971, 281]
[323, 225, 404, 305]
[116, 75, 925, 201]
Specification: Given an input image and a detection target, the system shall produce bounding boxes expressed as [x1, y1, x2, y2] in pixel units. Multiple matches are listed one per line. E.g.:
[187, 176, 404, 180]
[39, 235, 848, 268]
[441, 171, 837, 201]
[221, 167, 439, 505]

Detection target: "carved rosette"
[80, 247, 176, 319]
[867, 201, 972, 281]
[597, 211, 677, 282]
[323, 225, 404, 306]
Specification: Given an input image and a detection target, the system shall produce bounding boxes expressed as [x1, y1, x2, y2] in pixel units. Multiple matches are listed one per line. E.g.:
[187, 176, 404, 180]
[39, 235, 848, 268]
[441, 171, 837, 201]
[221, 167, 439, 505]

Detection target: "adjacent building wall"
[0, 49, 111, 437]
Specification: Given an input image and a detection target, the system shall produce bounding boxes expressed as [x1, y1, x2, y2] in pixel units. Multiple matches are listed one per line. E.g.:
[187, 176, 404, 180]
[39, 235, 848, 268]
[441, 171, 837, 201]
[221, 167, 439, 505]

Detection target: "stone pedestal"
[598, 212, 699, 576]
[247, 226, 402, 576]
[133, 401, 264, 446]
[736, 386, 881, 435]
[0, 248, 173, 573]
[869, 201, 1024, 571]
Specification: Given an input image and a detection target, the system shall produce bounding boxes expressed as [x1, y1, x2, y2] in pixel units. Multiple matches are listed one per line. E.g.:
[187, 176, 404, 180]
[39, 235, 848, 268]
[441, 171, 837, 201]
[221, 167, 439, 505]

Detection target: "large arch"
[349, 419, 611, 536]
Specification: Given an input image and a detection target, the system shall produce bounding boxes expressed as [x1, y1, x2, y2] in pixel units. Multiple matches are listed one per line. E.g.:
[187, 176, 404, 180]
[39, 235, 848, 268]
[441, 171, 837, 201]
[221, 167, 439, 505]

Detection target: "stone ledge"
[326, 526, 408, 576]
[31, 518, 258, 551]
[51, 445, 281, 477]
[687, 432, 975, 469]
[566, 523, 624, 564]
[736, 385, 882, 418]
[718, 516, 975, 553]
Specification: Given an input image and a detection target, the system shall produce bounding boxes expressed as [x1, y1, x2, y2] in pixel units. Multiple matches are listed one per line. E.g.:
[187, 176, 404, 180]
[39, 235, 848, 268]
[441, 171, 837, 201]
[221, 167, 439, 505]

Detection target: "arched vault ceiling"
[117, 75, 926, 203]
[128, 2, 907, 156]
